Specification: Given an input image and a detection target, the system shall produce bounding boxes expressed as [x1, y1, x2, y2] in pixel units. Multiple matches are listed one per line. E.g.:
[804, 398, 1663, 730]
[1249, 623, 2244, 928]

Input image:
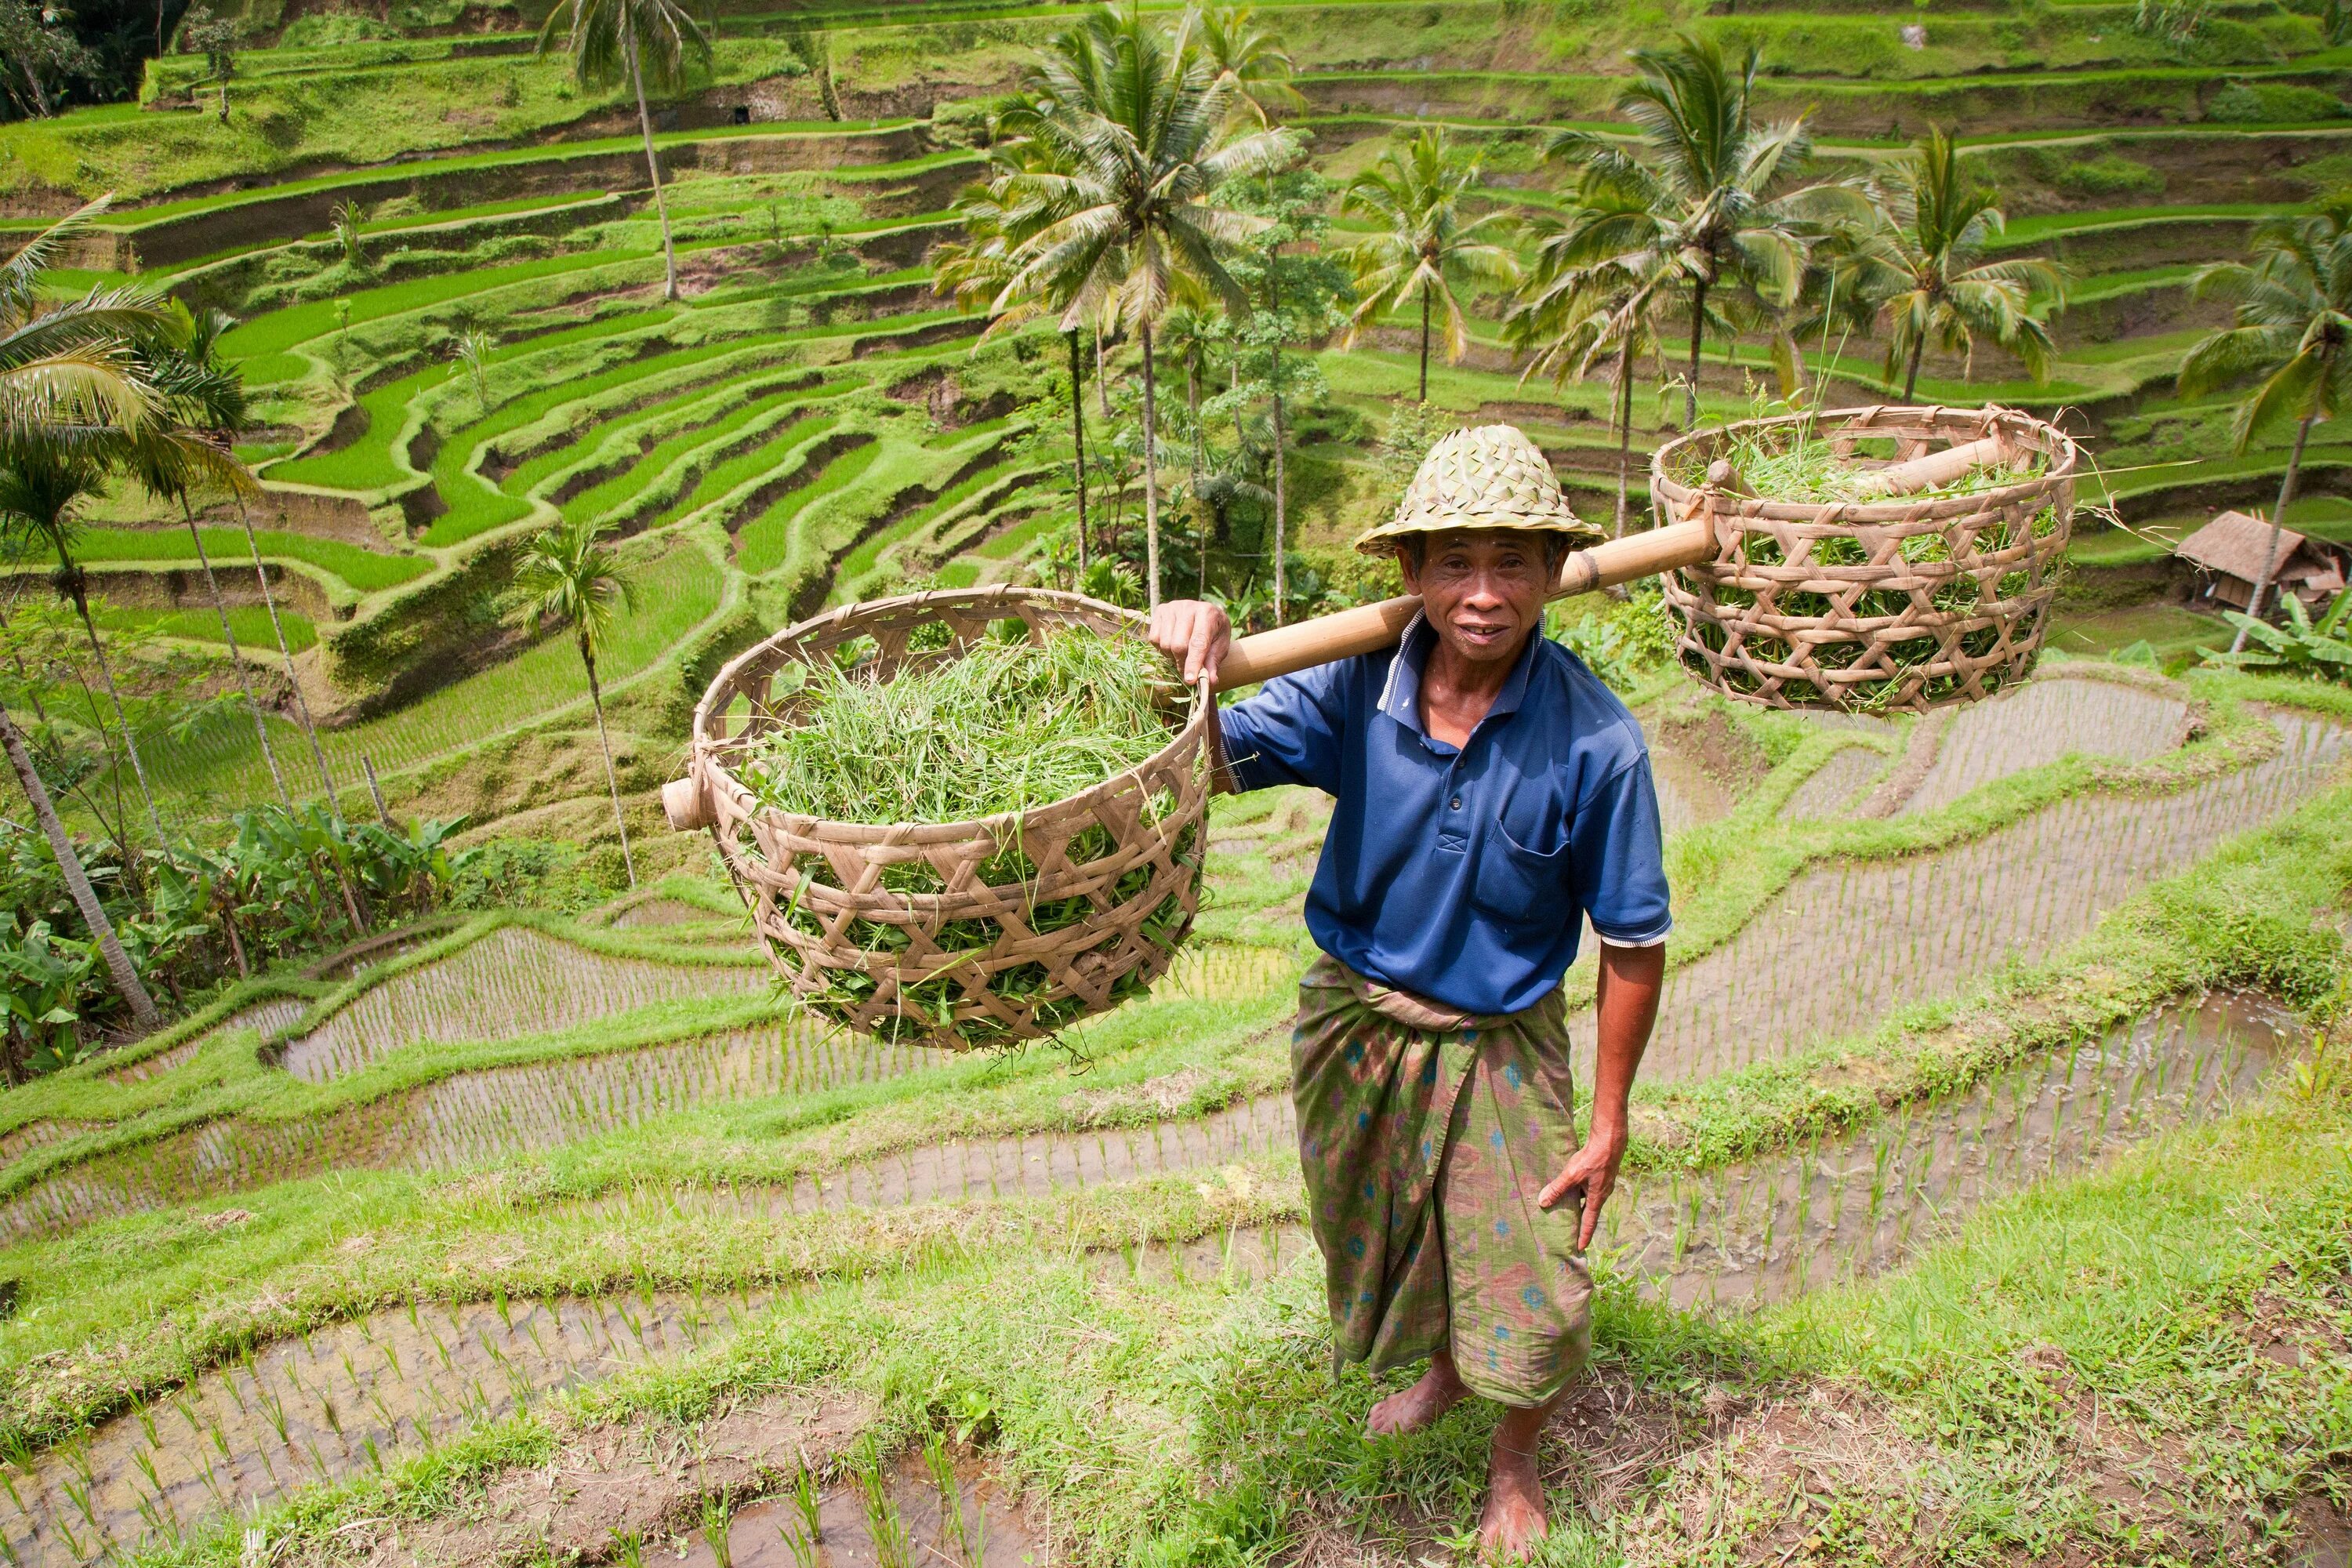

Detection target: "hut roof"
[2174, 510, 2310, 582]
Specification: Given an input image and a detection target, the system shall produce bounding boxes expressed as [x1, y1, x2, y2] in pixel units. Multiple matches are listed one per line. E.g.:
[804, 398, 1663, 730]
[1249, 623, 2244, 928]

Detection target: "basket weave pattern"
[1654, 406, 2078, 713]
[684, 587, 1210, 1047]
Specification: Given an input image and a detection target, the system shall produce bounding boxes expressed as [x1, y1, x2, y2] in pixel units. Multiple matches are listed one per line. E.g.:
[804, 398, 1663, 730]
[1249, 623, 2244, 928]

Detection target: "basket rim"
[1649, 404, 2079, 523]
[690, 584, 1210, 848]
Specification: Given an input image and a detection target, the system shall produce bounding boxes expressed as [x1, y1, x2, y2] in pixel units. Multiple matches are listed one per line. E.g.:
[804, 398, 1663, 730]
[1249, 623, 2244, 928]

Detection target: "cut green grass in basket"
[741, 626, 1200, 1048]
[1676, 419, 2050, 505]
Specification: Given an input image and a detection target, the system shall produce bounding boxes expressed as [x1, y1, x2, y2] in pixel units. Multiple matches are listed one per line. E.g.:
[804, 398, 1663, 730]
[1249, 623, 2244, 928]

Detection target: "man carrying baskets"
[1148, 425, 1670, 1557]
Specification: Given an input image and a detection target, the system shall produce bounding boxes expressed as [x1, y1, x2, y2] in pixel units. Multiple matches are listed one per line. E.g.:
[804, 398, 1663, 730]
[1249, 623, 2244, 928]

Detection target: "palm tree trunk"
[1901, 335, 1926, 403]
[0, 703, 160, 1031]
[1272, 335, 1288, 627]
[64, 581, 166, 846]
[181, 499, 289, 807]
[1141, 318, 1163, 613]
[582, 641, 638, 889]
[1069, 329, 1089, 574]
[2234, 414, 2317, 654]
[1418, 288, 1432, 405]
[1189, 360, 1205, 597]
[1095, 326, 1111, 418]
[1684, 278, 1708, 431]
[240, 504, 336, 801]
[626, 29, 680, 304]
[1614, 337, 1635, 539]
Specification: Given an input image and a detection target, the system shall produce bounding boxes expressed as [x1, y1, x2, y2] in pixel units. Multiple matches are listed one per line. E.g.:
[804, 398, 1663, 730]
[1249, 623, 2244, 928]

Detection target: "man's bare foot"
[1365, 1353, 1468, 1436]
[1478, 1418, 1550, 1559]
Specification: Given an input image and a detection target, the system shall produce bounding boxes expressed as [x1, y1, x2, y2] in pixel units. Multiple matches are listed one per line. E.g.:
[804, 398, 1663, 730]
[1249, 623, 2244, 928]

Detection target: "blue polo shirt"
[1217, 617, 1671, 1016]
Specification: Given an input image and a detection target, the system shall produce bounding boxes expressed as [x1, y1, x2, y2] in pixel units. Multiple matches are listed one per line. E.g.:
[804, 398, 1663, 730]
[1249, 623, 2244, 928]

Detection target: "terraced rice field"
[7, 2, 2352, 1558]
[1594, 706, 2347, 1084]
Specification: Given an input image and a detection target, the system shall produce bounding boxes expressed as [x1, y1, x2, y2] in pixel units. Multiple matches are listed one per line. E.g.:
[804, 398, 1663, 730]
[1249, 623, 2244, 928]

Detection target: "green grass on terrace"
[64, 524, 428, 595]
[151, 538, 724, 802]
[93, 601, 320, 655]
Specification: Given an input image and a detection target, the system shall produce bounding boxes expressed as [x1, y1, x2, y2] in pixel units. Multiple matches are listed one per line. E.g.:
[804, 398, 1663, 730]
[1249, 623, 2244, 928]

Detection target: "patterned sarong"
[1292, 953, 1595, 1407]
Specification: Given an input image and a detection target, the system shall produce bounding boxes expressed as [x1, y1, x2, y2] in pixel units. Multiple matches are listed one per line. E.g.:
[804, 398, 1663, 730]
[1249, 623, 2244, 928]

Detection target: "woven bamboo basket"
[667, 586, 1211, 1048]
[1654, 405, 2079, 713]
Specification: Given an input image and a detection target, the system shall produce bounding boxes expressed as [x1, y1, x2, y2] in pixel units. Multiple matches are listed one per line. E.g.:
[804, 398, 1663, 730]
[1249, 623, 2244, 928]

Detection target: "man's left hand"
[1539, 1131, 1627, 1251]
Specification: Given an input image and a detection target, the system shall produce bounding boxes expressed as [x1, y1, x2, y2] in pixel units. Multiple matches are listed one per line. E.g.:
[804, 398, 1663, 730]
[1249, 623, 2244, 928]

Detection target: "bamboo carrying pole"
[660, 434, 2004, 829]
[1212, 516, 1719, 691]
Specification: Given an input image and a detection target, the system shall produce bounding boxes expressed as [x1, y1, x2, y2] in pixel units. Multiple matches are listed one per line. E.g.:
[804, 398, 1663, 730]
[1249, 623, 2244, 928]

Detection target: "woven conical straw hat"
[1355, 423, 1602, 555]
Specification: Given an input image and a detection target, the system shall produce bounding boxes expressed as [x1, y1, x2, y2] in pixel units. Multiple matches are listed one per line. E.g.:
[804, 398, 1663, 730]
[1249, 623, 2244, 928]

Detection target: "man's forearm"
[1588, 941, 1665, 1142]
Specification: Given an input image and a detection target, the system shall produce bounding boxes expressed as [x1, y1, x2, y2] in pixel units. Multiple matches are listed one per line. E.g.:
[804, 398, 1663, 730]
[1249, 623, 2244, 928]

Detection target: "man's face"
[1398, 528, 1553, 669]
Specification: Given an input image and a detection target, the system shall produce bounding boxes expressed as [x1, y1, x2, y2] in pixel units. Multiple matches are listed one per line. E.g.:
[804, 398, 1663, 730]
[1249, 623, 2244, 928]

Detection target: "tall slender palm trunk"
[240, 504, 336, 800]
[2235, 414, 2317, 654]
[1902, 336, 1926, 403]
[626, 31, 680, 303]
[582, 643, 638, 888]
[1613, 337, 1635, 538]
[61, 579, 165, 845]
[1188, 359, 1206, 596]
[1141, 318, 1163, 612]
[1271, 336, 1288, 626]
[1684, 278, 1709, 430]
[1069, 330, 1089, 573]
[1418, 288, 1432, 404]
[0, 703, 160, 1030]
[181, 500, 289, 805]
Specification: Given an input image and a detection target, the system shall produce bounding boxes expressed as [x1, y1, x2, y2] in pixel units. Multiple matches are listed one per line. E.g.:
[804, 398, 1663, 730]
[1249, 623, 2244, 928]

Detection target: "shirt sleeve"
[1570, 753, 1673, 946]
[1214, 663, 1352, 795]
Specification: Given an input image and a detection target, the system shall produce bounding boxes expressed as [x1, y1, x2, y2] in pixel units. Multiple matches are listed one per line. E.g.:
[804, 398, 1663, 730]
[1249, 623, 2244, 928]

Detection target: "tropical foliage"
[2180, 201, 2352, 646]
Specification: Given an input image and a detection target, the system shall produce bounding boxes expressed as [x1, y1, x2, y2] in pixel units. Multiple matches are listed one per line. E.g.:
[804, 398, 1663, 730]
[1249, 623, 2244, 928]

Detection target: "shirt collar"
[1374, 612, 1545, 743]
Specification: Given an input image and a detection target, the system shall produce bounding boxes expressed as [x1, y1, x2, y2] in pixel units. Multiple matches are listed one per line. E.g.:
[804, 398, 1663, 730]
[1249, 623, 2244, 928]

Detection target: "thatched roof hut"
[2173, 510, 2347, 613]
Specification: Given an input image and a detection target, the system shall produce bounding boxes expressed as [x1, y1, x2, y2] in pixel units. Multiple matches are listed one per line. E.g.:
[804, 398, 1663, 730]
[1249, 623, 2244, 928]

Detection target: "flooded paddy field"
[1, 1289, 767, 1566]
[281, 926, 772, 1081]
[1105, 994, 2297, 1313]
[0, 946, 1300, 1244]
[1896, 673, 2190, 817]
[1585, 710, 2347, 1085]
[0, 989, 2307, 1566]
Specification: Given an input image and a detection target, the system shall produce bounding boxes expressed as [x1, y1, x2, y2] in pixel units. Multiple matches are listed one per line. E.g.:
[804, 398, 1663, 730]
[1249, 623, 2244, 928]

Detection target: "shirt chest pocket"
[1469, 808, 1573, 923]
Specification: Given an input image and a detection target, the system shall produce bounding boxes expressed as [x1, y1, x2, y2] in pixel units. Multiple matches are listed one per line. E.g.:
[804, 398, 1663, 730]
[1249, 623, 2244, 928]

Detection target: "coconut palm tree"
[538, 0, 711, 303]
[1509, 209, 1675, 536]
[144, 306, 289, 806]
[936, 159, 1094, 568]
[1842, 128, 2067, 401]
[986, 4, 1302, 610]
[1545, 34, 1823, 430]
[1196, 5, 1301, 128]
[514, 515, 641, 887]
[1, 198, 172, 454]
[0, 450, 167, 844]
[1340, 129, 1522, 404]
[1160, 303, 1218, 586]
[2179, 201, 2352, 650]
[0, 702, 159, 1030]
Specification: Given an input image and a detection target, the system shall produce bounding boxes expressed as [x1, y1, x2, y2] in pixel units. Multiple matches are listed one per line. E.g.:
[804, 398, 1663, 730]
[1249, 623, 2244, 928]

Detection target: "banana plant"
[2200, 586, 2352, 681]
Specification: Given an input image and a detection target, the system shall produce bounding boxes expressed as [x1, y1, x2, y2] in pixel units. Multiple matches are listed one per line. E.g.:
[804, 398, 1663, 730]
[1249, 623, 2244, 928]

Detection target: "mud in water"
[1649, 742, 1735, 837]
[105, 997, 309, 1086]
[1104, 993, 2296, 1313]
[676, 1448, 1047, 1568]
[0, 949, 1298, 1245]
[6, 994, 2294, 1567]
[1896, 673, 2189, 817]
[0, 1027, 918, 1247]
[2, 1289, 770, 1568]
[1598, 990, 2294, 1308]
[586, 1088, 1297, 1224]
[280, 927, 771, 1082]
[609, 896, 749, 932]
[1780, 746, 1886, 822]
[1588, 710, 2347, 1086]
